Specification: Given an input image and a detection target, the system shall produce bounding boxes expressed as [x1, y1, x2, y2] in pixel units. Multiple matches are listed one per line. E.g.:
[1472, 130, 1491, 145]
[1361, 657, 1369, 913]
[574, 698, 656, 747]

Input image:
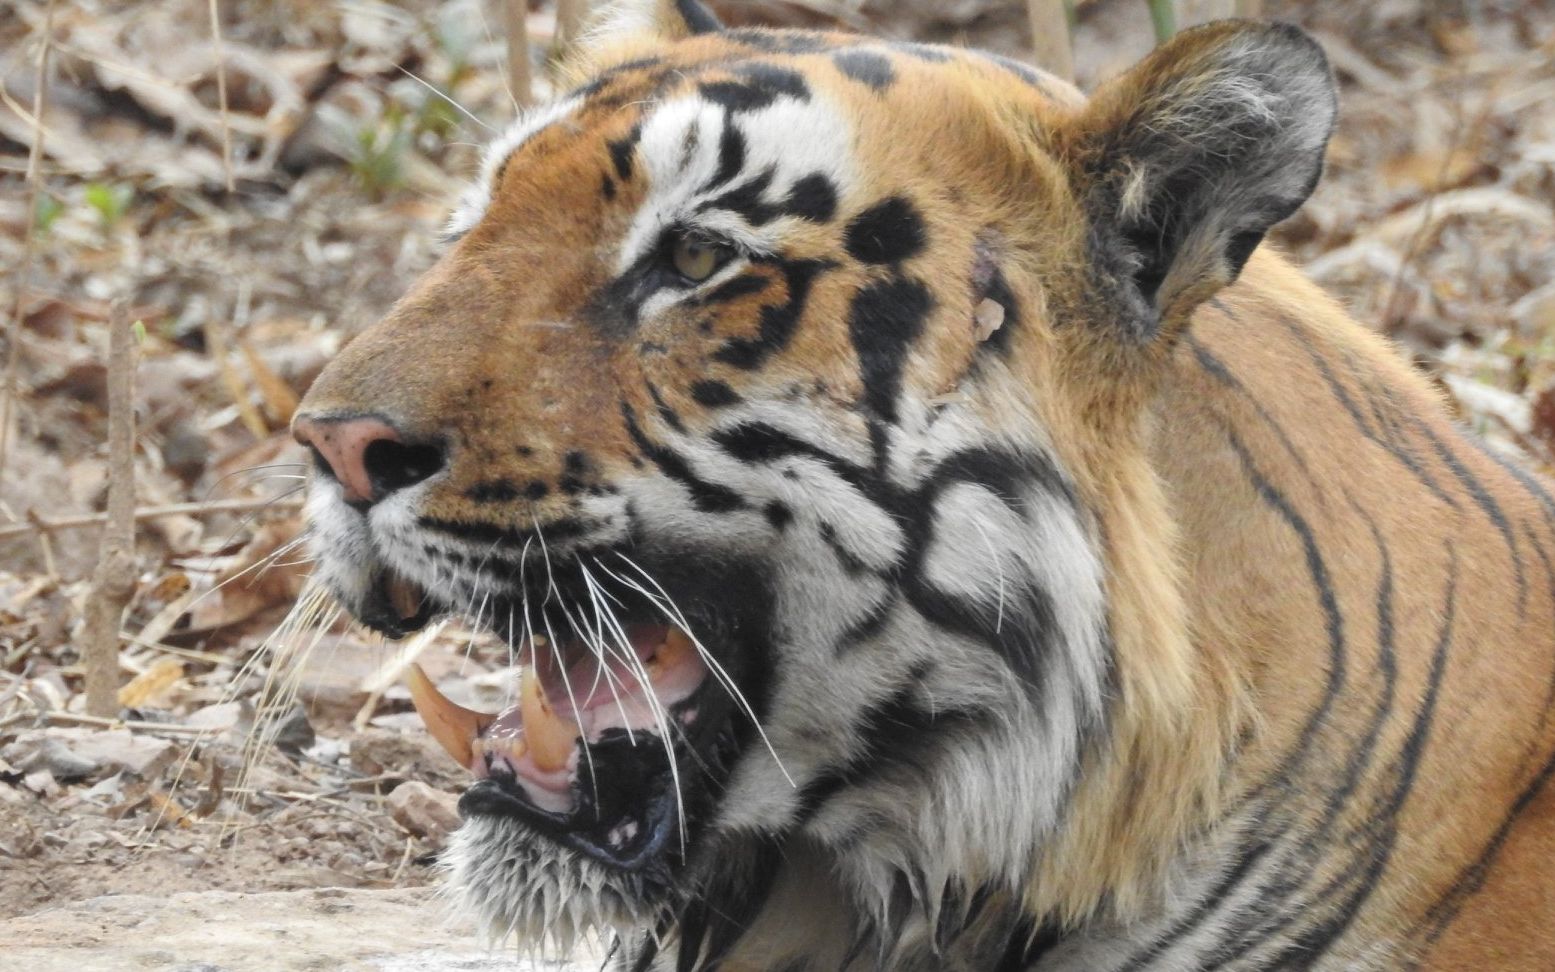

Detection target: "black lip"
[459, 676, 742, 873]
[356, 570, 436, 639]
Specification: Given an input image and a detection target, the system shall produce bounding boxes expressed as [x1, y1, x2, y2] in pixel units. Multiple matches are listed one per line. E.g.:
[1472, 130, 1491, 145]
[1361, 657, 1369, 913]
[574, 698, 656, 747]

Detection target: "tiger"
[287, 1, 1555, 968]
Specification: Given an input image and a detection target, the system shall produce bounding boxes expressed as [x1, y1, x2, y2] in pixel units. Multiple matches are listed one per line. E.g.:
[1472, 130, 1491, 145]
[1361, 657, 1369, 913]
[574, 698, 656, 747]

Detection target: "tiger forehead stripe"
[614, 81, 856, 274]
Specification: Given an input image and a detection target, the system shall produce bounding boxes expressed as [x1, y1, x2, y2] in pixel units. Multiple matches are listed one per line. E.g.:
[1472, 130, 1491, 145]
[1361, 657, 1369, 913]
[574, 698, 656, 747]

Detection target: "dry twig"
[1, 0, 58, 486]
[555, 0, 588, 51]
[45, 711, 216, 737]
[505, 0, 535, 109]
[1027, 0, 1074, 84]
[81, 303, 139, 717]
[0, 496, 302, 542]
[207, 0, 235, 193]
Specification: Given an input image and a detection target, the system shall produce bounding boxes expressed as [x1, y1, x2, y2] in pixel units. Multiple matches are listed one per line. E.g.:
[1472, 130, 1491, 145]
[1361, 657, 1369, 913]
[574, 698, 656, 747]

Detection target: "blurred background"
[0, 0, 1551, 950]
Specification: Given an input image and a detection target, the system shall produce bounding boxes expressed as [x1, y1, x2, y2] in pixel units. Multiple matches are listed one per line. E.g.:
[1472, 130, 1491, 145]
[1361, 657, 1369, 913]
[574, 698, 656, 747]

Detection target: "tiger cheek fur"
[290, 2, 1555, 970]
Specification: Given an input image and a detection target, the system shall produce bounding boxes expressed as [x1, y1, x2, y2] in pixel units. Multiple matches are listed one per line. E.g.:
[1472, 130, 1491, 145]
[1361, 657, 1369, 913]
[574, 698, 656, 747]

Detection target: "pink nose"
[293, 415, 443, 505]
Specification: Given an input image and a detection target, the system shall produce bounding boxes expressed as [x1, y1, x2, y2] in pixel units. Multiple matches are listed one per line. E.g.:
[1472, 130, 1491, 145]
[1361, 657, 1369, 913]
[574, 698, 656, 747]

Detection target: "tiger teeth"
[522, 666, 580, 772]
[651, 627, 695, 673]
[405, 663, 493, 770]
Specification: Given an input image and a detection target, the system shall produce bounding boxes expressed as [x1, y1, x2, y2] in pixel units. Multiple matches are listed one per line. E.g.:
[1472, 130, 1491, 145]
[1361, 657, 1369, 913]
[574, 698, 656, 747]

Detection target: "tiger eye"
[671, 238, 722, 282]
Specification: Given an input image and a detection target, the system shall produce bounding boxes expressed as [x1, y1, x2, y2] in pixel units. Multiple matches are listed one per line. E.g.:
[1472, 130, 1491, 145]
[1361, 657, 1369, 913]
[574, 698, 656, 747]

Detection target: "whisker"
[199, 462, 309, 502]
[970, 518, 1008, 634]
[207, 483, 308, 555]
[395, 64, 496, 132]
[529, 521, 607, 792]
[607, 553, 794, 788]
[580, 561, 688, 851]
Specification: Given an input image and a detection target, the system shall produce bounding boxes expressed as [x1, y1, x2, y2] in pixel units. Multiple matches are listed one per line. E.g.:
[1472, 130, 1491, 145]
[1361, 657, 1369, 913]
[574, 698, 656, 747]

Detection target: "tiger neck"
[1023, 250, 1465, 943]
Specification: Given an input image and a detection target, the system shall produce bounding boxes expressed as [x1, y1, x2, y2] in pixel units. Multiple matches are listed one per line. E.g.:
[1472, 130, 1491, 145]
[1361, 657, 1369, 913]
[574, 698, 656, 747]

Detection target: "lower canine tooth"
[521, 667, 579, 772]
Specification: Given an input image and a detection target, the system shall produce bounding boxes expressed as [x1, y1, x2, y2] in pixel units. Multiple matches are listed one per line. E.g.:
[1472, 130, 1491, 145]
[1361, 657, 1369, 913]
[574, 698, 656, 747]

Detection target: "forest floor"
[1, 0, 1552, 944]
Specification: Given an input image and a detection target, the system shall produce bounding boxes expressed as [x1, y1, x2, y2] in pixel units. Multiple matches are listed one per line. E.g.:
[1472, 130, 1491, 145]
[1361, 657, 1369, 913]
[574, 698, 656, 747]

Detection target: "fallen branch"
[82, 303, 138, 717]
[45, 710, 217, 737]
[0, 496, 303, 541]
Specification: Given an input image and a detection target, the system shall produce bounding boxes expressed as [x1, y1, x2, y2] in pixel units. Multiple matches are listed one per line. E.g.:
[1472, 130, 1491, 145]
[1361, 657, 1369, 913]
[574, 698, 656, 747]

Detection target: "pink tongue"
[539, 624, 696, 718]
[472, 627, 710, 812]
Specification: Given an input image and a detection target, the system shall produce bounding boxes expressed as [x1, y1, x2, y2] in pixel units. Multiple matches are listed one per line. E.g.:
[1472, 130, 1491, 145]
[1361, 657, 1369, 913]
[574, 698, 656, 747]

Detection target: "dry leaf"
[239, 338, 301, 426]
[183, 519, 308, 632]
[116, 656, 186, 708]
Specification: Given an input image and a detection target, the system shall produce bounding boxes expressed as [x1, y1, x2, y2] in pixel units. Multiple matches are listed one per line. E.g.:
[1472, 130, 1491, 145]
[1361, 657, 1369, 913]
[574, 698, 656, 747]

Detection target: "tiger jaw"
[404, 624, 731, 872]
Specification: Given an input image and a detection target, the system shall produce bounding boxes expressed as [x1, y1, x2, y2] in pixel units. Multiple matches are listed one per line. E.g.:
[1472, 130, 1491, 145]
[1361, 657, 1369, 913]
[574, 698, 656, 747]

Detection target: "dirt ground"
[2, 0, 1552, 933]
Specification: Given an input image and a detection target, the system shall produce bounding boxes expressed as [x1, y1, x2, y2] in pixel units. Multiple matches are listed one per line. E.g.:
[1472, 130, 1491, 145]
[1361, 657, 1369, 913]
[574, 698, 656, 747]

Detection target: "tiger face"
[293, 2, 1334, 965]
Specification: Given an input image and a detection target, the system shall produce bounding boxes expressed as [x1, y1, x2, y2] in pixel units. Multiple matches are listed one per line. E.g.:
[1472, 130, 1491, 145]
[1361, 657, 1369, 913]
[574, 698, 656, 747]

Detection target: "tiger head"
[292, 1, 1334, 965]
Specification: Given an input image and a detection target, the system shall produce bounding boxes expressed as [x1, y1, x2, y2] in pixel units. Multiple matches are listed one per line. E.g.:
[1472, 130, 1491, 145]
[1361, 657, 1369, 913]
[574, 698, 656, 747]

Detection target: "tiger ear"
[1061, 21, 1335, 339]
[585, 0, 723, 48]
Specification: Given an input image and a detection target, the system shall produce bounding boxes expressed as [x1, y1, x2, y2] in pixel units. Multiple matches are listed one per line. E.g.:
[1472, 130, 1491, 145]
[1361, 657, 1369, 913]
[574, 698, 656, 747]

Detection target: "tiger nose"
[292, 415, 445, 506]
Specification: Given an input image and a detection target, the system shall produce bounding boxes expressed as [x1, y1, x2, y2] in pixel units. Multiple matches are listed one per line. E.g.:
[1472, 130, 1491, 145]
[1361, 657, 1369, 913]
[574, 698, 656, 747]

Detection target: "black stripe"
[848, 275, 933, 423]
[1184, 326, 1318, 492]
[1407, 414, 1527, 612]
[696, 271, 770, 306]
[621, 401, 744, 513]
[1224, 423, 1348, 787]
[1262, 306, 1458, 509]
[714, 259, 830, 369]
[1523, 527, 1555, 743]
[1419, 660, 1555, 952]
[418, 515, 589, 550]
[1206, 511, 1405, 965]
[608, 124, 641, 181]
[1114, 837, 1279, 971]
[1286, 546, 1454, 966]
[794, 664, 981, 825]
[674, 0, 722, 34]
[703, 120, 745, 192]
[690, 380, 740, 408]
[646, 382, 685, 434]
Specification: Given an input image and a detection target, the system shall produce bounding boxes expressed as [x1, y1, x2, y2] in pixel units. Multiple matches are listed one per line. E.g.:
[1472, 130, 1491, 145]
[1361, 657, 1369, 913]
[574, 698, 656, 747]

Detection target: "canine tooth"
[659, 627, 695, 668]
[387, 575, 423, 621]
[521, 667, 579, 772]
[405, 663, 492, 771]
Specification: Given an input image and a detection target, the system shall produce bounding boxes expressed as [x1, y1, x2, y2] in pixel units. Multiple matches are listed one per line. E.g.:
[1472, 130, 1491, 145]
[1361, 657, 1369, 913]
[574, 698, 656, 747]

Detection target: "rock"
[349, 728, 465, 788]
[269, 704, 316, 754]
[386, 781, 461, 840]
[23, 737, 103, 781]
[183, 700, 249, 734]
[4, 728, 176, 781]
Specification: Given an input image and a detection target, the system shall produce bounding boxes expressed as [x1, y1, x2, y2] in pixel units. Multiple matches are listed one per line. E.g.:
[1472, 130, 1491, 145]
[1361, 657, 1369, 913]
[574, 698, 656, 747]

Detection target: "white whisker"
[580, 560, 688, 851]
[608, 553, 794, 788]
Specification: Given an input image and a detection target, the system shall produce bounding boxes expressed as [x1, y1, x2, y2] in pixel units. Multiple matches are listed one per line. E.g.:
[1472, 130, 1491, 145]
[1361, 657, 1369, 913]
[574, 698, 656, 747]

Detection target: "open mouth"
[381, 567, 744, 872]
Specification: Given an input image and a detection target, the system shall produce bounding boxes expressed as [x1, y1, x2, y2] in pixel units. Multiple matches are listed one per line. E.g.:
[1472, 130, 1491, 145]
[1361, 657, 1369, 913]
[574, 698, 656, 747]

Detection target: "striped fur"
[292, 3, 1555, 969]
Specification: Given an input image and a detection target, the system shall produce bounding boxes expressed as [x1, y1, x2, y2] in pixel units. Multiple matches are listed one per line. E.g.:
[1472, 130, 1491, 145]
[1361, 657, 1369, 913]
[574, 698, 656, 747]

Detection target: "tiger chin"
[291, 1, 1555, 969]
